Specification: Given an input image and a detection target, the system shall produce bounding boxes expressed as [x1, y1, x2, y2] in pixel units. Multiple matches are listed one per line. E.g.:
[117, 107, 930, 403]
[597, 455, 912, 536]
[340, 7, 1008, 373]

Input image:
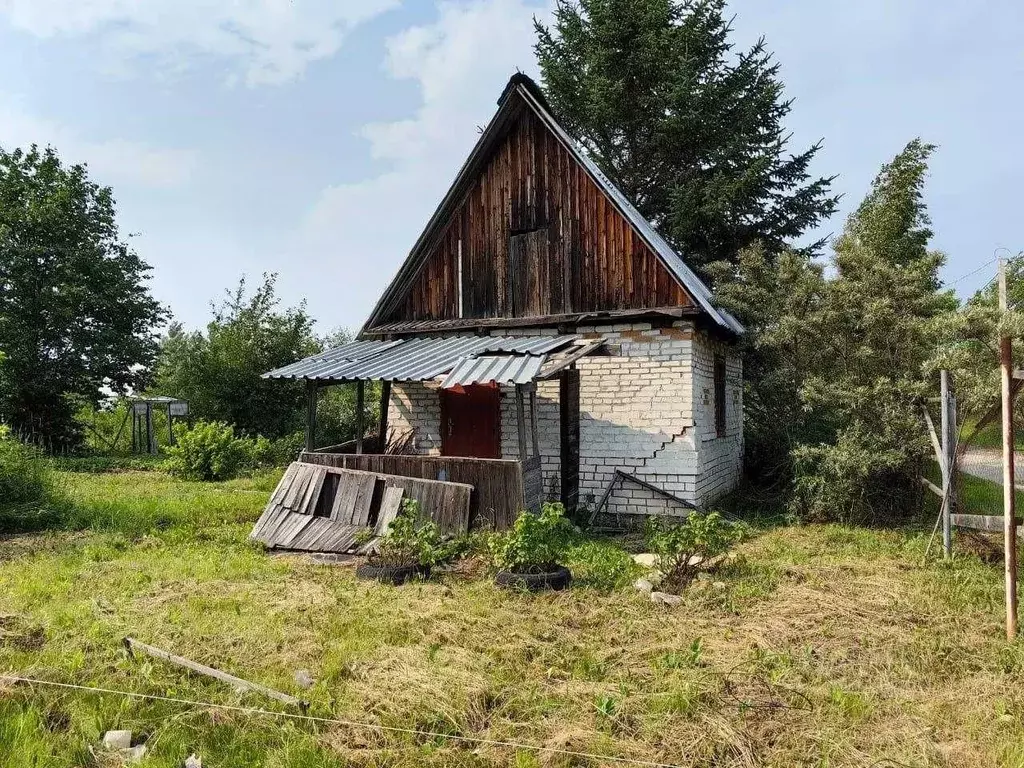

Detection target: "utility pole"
[999, 256, 1018, 641]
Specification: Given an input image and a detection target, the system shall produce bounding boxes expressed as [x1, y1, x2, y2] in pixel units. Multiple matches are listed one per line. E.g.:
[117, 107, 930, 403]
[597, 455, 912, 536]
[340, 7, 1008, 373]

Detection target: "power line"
[0, 674, 685, 768]
[947, 258, 997, 287]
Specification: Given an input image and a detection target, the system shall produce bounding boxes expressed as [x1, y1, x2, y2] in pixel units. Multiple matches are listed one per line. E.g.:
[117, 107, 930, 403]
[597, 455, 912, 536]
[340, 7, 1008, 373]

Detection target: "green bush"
[645, 511, 747, 593]
[165, 420, 249, 481]
[365, 499, 445, 568]
[0, 426, 51, 505]
[489, 502, 576, 573]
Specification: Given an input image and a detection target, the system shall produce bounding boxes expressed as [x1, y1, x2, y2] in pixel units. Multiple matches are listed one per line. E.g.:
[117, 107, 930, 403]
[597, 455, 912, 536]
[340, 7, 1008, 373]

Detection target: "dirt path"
[960, 448, 1024, 488]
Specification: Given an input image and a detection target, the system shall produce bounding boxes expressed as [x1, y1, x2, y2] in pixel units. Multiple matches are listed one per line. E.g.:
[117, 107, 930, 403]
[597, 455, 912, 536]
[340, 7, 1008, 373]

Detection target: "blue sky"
[0, 0, 1020, 335]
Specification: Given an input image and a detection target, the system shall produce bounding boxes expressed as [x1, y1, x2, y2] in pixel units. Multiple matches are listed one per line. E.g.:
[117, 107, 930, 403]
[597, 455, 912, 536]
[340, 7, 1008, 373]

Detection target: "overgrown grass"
[1, 471, 1024, 766]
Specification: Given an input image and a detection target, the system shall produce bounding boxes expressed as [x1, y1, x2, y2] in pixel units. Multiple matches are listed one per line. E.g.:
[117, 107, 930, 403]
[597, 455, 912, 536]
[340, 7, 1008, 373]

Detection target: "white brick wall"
[383, 322, 743, 516]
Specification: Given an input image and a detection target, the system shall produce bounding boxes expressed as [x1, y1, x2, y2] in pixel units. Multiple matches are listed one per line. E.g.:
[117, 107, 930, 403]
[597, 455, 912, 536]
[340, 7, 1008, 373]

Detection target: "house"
[265, 73, 743, 526]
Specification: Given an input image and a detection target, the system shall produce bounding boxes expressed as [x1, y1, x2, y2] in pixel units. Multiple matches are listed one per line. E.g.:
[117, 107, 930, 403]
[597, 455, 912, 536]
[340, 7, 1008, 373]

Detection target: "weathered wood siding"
[388, 100, 692, 324]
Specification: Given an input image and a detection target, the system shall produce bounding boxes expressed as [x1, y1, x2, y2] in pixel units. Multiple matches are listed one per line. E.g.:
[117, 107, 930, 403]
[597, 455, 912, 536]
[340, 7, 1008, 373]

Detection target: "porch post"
[379, 380, 391, 451]
[515, 384, 528, 461]
[527, 383, 540, 458]
[355, 380, 365, 455]
[304, 380, 318, 452]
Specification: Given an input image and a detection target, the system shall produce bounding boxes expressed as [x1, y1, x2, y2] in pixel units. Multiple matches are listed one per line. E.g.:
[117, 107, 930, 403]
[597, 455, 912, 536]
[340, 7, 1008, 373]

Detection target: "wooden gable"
[368, 87, 695, 331]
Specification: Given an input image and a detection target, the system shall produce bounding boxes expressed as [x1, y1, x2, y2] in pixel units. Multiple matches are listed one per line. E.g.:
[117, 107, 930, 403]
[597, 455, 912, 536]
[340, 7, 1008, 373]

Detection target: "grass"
[923, 460, 1024, 516]
[2, 470, 1024, 766]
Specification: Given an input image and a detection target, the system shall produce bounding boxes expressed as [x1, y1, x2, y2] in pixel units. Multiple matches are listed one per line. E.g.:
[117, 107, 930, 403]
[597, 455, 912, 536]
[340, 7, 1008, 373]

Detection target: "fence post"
[940, 370, 953, 557]
[999, 257, 1018, 640]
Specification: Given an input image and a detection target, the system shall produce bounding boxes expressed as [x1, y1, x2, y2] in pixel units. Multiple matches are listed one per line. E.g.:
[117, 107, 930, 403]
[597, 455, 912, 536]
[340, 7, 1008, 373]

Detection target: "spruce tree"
[534, 0, 838, 269]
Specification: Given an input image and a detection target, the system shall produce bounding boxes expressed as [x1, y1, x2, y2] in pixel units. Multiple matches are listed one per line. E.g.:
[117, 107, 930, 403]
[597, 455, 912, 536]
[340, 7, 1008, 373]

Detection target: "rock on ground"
[650, 591, 684, 607]
[101, 731, 132, 750]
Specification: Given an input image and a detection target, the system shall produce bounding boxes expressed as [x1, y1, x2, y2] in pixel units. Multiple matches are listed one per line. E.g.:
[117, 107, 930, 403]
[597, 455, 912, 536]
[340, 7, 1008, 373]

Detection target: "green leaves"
[489, 502, 576, 572]
[374, 499, 445, 568]
[713, 141, 951, 522]
[153, 274, 319, 440]
[0, 145, 165, 449]
[644, 511, 746, 592]
[535, 0, 838, 269]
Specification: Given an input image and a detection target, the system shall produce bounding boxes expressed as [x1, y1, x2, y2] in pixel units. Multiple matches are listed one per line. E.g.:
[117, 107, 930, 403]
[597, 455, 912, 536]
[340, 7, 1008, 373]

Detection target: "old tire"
[495, 566, 572, 592]
[356, 563, 429, 585]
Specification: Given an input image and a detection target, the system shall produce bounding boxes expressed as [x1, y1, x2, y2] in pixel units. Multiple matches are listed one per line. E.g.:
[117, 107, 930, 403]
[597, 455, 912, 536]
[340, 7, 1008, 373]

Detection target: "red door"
[439, 385, 501, 458]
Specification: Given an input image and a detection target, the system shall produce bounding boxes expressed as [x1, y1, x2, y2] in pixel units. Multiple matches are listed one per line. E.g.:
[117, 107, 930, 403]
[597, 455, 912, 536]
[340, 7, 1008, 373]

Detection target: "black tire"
[495, 566, 572, 592]
[356, 562, 430, 585]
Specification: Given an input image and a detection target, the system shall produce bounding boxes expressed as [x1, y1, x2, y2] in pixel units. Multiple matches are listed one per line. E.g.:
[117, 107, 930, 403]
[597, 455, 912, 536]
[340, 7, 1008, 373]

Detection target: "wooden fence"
[298, 452, 526, 530]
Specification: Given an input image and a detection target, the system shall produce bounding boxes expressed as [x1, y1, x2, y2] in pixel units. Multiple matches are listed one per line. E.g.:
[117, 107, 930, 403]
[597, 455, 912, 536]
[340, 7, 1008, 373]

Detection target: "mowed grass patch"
[1, 470, 1023, 766]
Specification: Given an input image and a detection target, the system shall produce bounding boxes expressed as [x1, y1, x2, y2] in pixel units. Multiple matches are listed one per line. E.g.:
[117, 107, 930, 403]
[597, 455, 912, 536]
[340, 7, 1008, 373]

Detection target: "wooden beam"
[940, 370, 953, 557]
[305, 381, 318, 452]
[537, 338, 606, 380]
[952, 514, 1024, 533]
[528, 386, 540, 458]
[124, 637, 306, 709]
[361, 306, 692, 336]
[922, 406, 945, 472]
[1000, 256, 1018, 640]
[920, 476, 944, 498]
[355, 380, 365, 455]
[379, 380, 392, 450]
[515, 384, 528, 461]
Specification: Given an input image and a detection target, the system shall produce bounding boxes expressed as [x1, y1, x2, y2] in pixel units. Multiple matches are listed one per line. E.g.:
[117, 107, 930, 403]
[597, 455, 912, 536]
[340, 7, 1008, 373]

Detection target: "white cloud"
[0, 95, 197, 188]
[291, 0, 551, 330]
[0, 0, 399, 85]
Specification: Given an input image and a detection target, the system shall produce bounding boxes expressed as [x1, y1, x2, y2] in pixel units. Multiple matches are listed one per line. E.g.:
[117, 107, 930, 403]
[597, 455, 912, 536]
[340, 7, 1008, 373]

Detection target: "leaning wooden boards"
[250, 461, 473, 555]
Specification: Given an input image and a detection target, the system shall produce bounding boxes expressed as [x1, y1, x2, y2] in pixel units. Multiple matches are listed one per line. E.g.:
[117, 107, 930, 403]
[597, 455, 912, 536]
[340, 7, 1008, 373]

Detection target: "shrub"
[0, 426, 51, 505]
[165, 420, 249, 481]
[644, 511, 747, 593]
[489, 503, 576, 573]
[367, 499, 445, 568]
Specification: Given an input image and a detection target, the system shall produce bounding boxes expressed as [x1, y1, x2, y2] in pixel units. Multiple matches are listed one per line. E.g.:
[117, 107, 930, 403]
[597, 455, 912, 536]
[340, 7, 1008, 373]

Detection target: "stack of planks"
[251, 461, 473, 554]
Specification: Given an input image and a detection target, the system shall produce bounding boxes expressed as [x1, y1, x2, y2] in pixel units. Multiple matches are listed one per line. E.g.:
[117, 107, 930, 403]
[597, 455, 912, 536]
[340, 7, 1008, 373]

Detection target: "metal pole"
[1000, 256, 1018, 640]
[940, 370, 952, 558]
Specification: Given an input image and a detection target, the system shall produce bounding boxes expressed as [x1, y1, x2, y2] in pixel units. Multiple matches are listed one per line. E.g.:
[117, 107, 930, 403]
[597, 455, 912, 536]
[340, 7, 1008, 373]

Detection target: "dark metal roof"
[361, 73, 743, 337]
[439, 355, 544, 389]
[263, 335, 578, 383]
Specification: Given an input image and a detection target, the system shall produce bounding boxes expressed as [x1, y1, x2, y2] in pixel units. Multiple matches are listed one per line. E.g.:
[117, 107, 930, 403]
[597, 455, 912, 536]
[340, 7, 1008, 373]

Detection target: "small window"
[713, 356, 727, 437]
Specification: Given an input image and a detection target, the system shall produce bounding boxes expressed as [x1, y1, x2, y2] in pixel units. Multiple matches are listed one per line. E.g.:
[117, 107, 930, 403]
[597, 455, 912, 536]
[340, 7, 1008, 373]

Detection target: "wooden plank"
[922, 406, 946, 471]
[298, 468, 326, 515]
[297, 454, 518, 531]
[952, 514, 1024, 533]
[330, 473, 360, 522]
[284, 465, 312, 510]
[377, 486, 405, 532]
[125, 637, 305, 709]
[349, 473, 378, 527]
[921, 476, 944, 498]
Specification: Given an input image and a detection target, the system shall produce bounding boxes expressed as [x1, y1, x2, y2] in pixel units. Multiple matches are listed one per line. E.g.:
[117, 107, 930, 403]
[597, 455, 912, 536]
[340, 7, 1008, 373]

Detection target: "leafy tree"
[0, 145, 164, 449]
[153, 274, 318, 439]
[534, 0, 839, 270]
[715, 140, 955, 521]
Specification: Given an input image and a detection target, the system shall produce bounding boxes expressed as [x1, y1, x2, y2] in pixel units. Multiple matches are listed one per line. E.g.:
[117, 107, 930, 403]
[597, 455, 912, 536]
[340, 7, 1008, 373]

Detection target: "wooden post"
[1000, 257, 1018, 640]
[305, 381, 318, 453]
[527, 383, 540, 458]
[379, 380, 391, 451]
[515, 384, 528, 461]
[940, 370, 953, 557]
[146, 403, 157, 455]
[167, 408, 175, 447]
[355, 380, 365, 455]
